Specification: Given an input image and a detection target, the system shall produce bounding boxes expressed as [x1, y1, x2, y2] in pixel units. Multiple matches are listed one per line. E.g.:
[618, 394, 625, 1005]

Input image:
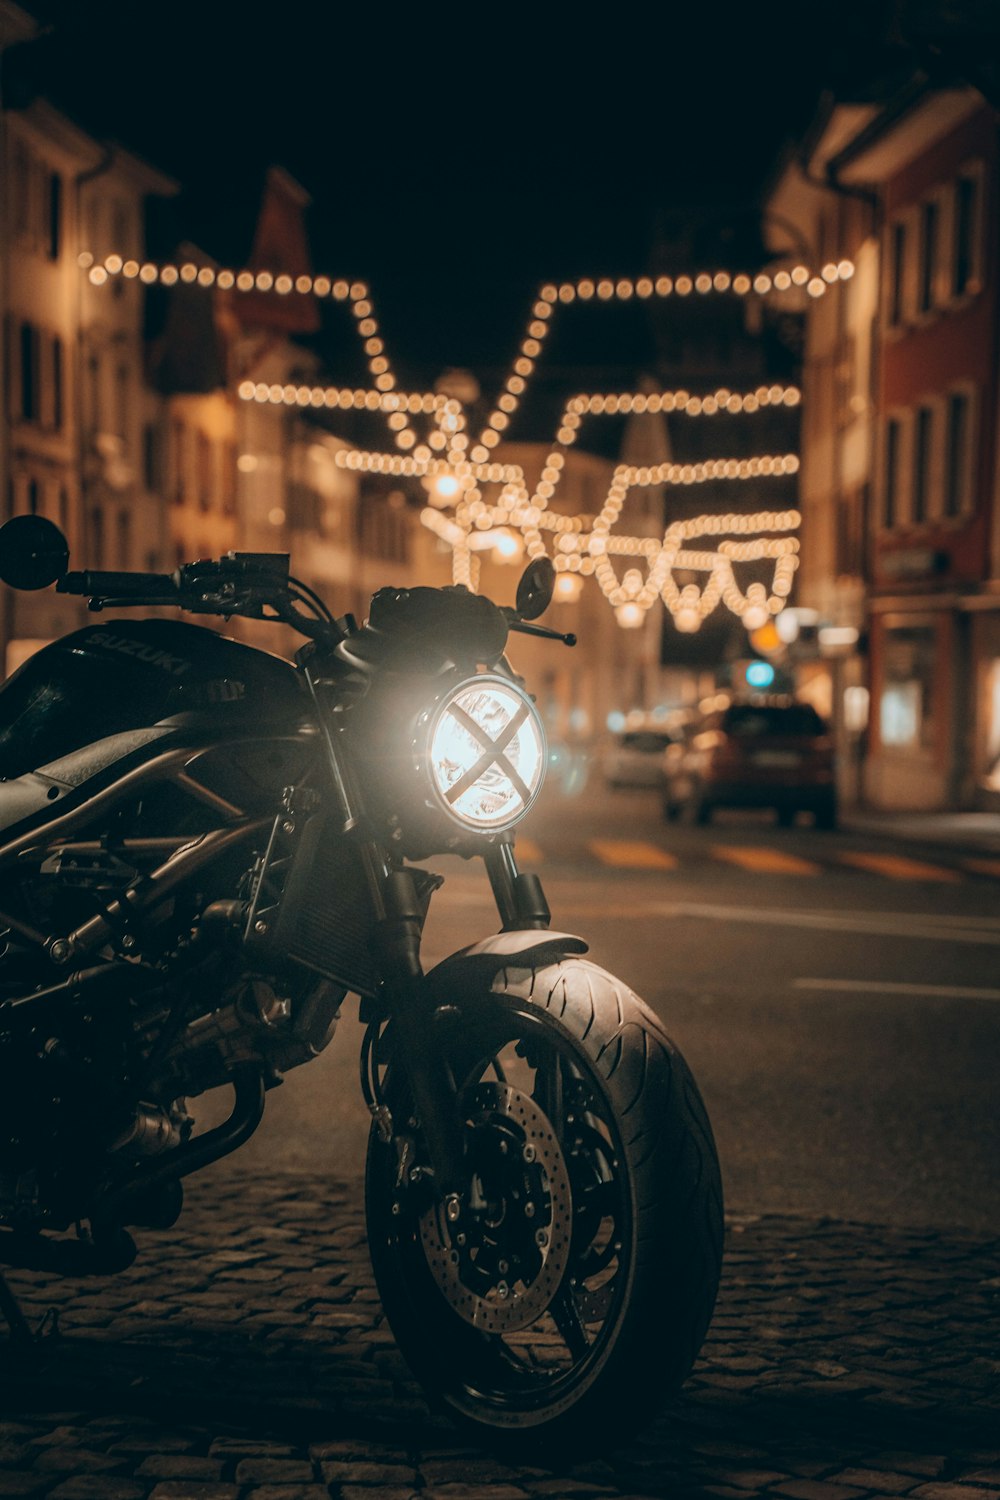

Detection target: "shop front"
[865, 608, 959, 809]
[973, 605, 1000, 810]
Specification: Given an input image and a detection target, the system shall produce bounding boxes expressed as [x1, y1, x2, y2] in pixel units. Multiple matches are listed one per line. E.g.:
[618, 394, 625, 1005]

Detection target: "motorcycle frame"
[0, 659, 558, 1220]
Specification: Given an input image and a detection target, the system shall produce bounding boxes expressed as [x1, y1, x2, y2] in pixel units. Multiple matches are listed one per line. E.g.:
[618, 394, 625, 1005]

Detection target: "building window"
[11, 141, 31, 241]
[117, 510, 131, 569]
[944, 390, 972, 518]
[115, 364, 129, 442]
[953, 172, 979, 297]
[986, 660, 1000, 790]
[48, 172, 62, 260]
[10, 140, 64, 261]
[913, 406, 933, 524]
[196, 432, 212, 510]
[171, 420, 186, 505]
[918, 199, 938, 314]
[888, 221, 906, 326]
[143, 423, 162, 492]
[221, 441, 237, 516]
[51, 337, 63, 430]
[87, 354, 101, 433]
[883, 417, 901, 528]
[19, 323, 40, 422]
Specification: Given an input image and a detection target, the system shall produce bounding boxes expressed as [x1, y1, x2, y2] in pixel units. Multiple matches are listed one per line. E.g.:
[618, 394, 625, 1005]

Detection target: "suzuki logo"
[86, 633, 191, 676]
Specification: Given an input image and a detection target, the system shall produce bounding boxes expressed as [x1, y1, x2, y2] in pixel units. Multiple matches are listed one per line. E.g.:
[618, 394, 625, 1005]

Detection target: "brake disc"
[419, 1081, 573, 1334]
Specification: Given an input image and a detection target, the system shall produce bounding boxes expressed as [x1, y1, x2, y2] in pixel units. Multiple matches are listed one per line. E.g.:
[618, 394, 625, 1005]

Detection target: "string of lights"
[82, 250, 842, 631]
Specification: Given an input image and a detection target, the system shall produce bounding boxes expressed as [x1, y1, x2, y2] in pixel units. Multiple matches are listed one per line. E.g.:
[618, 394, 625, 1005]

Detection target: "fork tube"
[485, 840, 551, 931]
[376, 869, 465, 1195]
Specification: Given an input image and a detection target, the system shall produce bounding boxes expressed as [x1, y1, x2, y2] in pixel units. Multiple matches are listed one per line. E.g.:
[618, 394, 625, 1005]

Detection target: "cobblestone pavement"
[0, 1173, 998, 1500]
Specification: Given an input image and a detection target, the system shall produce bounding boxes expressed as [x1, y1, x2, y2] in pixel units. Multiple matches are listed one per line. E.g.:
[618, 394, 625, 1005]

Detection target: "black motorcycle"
[0, 513, 722, 1446]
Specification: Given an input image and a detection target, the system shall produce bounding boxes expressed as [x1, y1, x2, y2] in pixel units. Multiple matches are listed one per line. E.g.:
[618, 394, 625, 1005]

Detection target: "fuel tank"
[0, 619, 306, 781]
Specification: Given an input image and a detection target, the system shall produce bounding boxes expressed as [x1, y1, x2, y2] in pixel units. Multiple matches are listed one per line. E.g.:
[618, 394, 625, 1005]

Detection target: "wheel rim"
[372, 1006, 635, 1418]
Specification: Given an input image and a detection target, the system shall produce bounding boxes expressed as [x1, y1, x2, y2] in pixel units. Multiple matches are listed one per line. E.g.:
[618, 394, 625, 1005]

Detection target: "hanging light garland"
[83, 249, 853, 631]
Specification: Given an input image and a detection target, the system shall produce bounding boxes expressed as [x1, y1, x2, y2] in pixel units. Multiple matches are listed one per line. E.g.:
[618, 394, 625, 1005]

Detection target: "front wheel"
[365, 959, 723, 1450]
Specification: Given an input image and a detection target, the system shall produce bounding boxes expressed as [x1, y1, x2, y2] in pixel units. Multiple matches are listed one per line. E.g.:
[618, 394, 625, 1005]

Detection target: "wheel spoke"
[550, 1284, 590, 1361]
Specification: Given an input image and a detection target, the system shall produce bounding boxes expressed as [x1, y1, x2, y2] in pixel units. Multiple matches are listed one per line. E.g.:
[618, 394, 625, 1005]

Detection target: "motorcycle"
[0, 512, 722, 1446]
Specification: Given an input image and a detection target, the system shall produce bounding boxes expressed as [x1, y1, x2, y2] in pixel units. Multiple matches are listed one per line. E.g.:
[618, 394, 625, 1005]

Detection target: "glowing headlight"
[428, 675, 546, 831]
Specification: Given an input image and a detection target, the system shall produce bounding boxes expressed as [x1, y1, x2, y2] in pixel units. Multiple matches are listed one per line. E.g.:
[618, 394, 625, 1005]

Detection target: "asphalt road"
[202, 781, 1000, 1234]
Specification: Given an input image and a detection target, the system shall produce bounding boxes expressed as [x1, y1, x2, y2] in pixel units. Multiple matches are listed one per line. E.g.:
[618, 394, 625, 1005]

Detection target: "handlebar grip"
[57, 570, 179, 598]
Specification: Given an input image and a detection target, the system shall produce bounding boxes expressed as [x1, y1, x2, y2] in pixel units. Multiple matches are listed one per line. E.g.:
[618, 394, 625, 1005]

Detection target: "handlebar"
[52, 554, 575, 653]
[54, 552, 341, 643]
[57, 553, 293, 607]
[58, 570, 180, 601]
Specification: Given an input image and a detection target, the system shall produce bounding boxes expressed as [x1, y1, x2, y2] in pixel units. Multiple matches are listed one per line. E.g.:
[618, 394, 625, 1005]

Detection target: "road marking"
[963, 857, 1000, 879]
[794, 977, 1000, 1001]
[588, 839, 678, 870]
[439, 883, 1000, 942]
[837, 852, 962, 883]
[712, 845, 822, 876]
[514, 837, 543, 864]
[651, 901, 1000, 944]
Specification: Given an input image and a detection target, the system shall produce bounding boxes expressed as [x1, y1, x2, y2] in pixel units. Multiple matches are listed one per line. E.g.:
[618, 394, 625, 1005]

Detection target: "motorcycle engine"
[0, 828, 344, 1231]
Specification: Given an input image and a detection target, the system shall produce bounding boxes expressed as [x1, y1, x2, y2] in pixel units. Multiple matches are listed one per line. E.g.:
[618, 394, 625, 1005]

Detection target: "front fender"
[423, 929, 588, 1005]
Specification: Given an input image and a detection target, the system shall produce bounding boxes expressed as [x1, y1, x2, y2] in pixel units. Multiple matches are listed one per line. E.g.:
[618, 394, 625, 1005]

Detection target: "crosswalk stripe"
[837, 852, 962, 883]
[963, 857, 1000, 880]
[514, 837, 543, 864]
[588, 839, 678, 870]
[711, 845, 822, 876]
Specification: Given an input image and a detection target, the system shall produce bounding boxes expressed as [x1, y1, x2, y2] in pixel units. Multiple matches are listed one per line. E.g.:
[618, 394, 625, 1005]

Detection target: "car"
[603, 726, 678, 789]
[661, 698, 837, 828]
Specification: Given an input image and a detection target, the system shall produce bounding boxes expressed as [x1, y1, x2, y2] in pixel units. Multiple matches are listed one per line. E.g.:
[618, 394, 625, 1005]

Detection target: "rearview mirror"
[0, 515, 70, 590]
[515, 556, 554, 621]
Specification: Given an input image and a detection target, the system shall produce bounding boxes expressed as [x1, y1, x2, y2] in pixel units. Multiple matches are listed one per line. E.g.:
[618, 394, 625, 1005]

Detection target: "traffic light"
[744, 660, 775, 689]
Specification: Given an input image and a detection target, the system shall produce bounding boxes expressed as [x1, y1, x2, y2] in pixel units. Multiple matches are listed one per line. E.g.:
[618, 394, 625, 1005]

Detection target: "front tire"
[365, 959, 723, 1450]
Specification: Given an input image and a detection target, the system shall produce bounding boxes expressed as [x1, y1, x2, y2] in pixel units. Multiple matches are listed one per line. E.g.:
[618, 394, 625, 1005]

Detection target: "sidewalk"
[840, 807, 1000, 856]
[0, 1172, 998, 1500]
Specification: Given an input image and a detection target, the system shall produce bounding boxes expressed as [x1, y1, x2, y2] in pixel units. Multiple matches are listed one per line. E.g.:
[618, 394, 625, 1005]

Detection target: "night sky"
[7, 2, 983, 393]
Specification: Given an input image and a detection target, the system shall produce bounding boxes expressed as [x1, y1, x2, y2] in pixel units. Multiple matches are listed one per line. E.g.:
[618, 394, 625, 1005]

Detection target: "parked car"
[603, 725, 678, 789]
[661, 698, 837, 827]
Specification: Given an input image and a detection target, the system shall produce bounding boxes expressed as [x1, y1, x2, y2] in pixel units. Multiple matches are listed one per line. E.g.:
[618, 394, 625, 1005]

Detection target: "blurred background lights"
[86, 251, 823, 632]
[746, 660, 776, 688]
[554, 573, 584, 603]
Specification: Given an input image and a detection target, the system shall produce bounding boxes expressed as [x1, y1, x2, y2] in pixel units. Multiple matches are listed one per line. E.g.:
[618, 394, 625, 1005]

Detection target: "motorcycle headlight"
[426, 675, 546, 831]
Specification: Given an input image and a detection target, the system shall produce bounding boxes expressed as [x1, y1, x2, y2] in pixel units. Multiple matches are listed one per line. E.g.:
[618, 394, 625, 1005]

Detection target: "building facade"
[766, 81, 999, 810]
[0, 2, 176, 669]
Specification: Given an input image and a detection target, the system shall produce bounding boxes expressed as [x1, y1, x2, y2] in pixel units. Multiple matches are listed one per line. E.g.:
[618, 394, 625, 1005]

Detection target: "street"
[3, 784, 999, 1497]
[221, 778, 1000, 1234]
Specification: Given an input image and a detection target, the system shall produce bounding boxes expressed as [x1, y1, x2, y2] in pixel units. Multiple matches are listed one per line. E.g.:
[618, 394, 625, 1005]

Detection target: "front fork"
[371, 840, 552, 1203]
[304, 659, 549, 1207]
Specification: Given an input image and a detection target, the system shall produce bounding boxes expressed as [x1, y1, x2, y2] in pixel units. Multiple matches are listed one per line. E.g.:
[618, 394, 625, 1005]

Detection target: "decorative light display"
[83, 249, 856, 631]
